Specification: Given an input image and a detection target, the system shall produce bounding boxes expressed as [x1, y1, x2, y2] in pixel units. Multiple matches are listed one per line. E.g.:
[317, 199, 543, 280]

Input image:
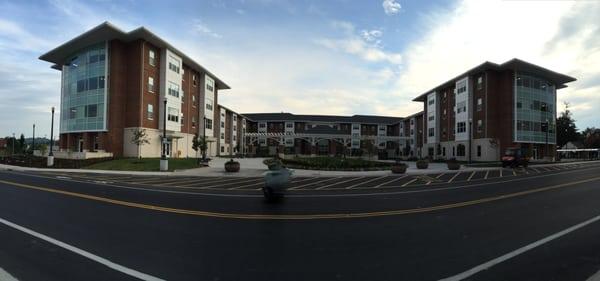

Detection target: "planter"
[446, 158, 460, 170]
[391, 164, 407, 174]
[224, 160, 240, 172]
[447, 161, 460, 170]
[416, 160, 429, 169]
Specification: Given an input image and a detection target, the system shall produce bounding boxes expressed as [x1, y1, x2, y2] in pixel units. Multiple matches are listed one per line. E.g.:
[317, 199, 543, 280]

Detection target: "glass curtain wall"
[60, 43, 107, 133]
[515, 73, 556, 143]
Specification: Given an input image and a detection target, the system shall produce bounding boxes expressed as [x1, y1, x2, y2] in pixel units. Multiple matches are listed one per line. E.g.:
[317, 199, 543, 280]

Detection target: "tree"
[581, 127, 600, 148]
[18, 134, 25, 154]
[130, 128, 150, 159]
[39, 143, 48, 156]
[556, 102, 580, 147]
[193, 134, 210, 161]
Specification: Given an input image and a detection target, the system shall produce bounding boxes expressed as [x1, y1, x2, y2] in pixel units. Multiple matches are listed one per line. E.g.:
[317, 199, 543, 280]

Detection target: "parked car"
[502, 147, 529, 168]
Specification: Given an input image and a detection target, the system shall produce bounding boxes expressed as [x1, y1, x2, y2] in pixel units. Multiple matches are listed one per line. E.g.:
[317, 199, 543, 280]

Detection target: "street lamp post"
[11, 133, 15, 156]
[160, 98, 169, 171]
[468, 118, 473, 164]
[545, 118, 549, 160]
[202, 116, 207, 161]
[48, 107, 55, 167]
[32, 124, 35, 155]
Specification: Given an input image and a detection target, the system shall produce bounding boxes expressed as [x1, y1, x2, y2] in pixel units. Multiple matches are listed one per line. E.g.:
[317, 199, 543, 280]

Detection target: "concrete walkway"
[1, 158, 599, 178]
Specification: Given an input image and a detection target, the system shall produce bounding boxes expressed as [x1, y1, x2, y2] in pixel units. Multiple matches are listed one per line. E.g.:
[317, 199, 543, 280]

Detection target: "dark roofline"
[39, 21, 230, 90]
[412, 58, 576, 102]
[241, 112, 405, 124]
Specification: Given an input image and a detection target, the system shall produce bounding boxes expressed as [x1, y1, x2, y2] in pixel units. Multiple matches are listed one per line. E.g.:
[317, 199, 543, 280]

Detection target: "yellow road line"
[1, 176, 599, 220]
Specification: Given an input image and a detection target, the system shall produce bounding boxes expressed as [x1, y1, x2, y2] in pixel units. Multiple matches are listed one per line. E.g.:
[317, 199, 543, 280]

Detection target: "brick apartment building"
[39, 22, 246, 159]
[242, 113, 410, 159]
[39, 23, 575, 162]
[413, 58, 576, 161]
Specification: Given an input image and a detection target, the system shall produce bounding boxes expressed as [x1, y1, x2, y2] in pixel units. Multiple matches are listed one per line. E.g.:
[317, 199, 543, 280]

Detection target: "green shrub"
[276, 157, 391, 171]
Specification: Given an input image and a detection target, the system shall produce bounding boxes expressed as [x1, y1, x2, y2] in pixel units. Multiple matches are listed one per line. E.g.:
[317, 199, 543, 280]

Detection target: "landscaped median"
[263, 157, 392, 171]
[83, 158, 201, 172]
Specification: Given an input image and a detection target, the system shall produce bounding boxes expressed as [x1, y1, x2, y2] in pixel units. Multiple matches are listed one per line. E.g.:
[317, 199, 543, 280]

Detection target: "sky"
[0, 0, 599, 139]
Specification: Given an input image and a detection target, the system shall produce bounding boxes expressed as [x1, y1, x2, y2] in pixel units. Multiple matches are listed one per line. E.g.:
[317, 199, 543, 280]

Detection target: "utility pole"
[48, 107, 55, 167]
[32, 124, 35, 155]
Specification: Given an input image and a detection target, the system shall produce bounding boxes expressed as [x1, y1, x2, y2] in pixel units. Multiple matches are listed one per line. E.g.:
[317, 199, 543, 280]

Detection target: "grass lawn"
[83, 158, 201, 171]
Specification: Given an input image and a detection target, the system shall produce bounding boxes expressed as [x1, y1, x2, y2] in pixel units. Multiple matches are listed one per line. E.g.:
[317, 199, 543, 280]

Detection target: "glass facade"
[60, 43, 107, 133]
[514, 73, 556, 143]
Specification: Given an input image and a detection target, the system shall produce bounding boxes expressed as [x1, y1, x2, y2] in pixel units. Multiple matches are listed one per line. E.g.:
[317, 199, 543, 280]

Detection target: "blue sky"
[0, 0, 599, 138]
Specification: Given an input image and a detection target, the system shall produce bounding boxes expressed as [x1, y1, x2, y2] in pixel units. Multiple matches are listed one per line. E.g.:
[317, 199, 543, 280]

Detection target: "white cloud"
[193, 22, 222, 38]
[382, 0, 401, 15]
[393, 0, 600, 128]
[316, 22, 401, 64]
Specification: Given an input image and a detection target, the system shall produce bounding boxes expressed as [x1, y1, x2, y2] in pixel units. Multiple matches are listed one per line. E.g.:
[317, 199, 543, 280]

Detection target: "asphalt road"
[1, 163, 600, 280]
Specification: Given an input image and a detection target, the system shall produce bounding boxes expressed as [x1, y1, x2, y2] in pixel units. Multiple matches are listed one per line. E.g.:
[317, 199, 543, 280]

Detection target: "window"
[148, 77, 155, 93]
[147, 104, 153, 120]
[206, 98, 213, 111]
[168, 108, 179, 122]
[233, 115, 237, 122]
[192, 116, 196, 127]
[77, 79, 86, 92]
[286, 123, 294, 128]
[443, 109, 447, 115]
[477, 145, 482, 157]
[233, 135, 236, 141]
[453, 146, 455, 156]
[99, 76, 105, 89]
[192, 95, 196, 106]
[457, 101, 467, 113]
[233, 125, 237, 131]
[457, 122, 466, 133]
[443, 147, 446, 156]
[410, 129, 414, 135]
[457, 144, 466, 156]
[410, 120, 414, 125]
[192, 75, 197, 86]
[168, 82, 179, 97]
[85, 104, 97, 118]
[477, 76, 483, 90]
[221, 146, 224, 153]
[259, 123, 266, 128]
[457, 82, 467, 94]
[181, 116, 184, 126]
[168, 56, 180, 73]
[541, 102, 548, 112]
[428, 128, 435, 137]
[206, 78, 214, 92]
[477, 98, 482, 111]
[428, 115, 435, 121]
[517, 102, 522, 109]
[88, 77, 98, 90]
[205, 118, 213, 129]
[220, 132, 225, 139]
[149, 50, 156, 66]
[428, 99, 435, 105]
[477, 120, 483, 132]
[443, 92, 447, 98]
[221, 121, 225, 128]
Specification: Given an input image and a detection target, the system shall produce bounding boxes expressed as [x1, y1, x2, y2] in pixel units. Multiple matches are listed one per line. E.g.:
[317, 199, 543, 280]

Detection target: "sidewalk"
[1, 158, 598, 178]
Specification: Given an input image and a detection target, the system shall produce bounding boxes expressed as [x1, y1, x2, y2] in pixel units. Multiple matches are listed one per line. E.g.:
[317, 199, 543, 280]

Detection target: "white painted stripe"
[436, 173, 446, 179]
[447, 172, 461, 183]
[512, 170, 517, 176]
[466, 171, 476, 181]
[483, 170, 489, 180]
[226, 181, 264, 190]
[0, 267, 18, 281]
[401, 178, 418, 187]
[439, 214, 600, 281]
[345, 176, 387, 189]
[316, 176, 365, 190]
[0, 217, 164, 281]
[374, 175, 408, 188]
[288, 177, 340, 190]
[586, 269, 600, 281]
[499, 169, 503, 177]
[530, 167, 540, 173]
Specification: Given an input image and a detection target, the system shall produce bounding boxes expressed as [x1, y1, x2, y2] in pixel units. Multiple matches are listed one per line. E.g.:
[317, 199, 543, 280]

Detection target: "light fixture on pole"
[48, 107, 55, 167]
[160, 97, 169, 171]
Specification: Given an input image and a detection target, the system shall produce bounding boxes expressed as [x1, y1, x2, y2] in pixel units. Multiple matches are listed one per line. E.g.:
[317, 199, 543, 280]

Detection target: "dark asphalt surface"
[0, 163, 600, 281]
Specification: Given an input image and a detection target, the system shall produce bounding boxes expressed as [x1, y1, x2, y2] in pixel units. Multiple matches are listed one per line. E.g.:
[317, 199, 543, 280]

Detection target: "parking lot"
[32, 162, 599, 192]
